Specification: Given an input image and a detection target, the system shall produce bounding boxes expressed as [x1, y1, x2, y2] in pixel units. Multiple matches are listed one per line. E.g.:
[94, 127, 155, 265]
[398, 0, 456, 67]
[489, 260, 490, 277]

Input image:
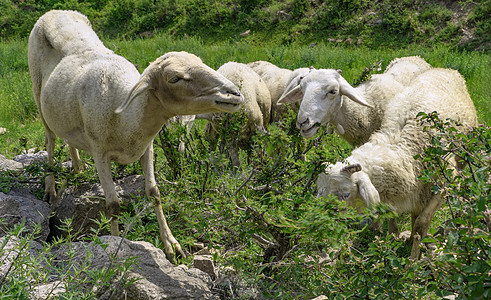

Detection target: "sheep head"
[278, 69, 369, 138]
[115, 51, 243, 116]
[317, 162, 380, 209]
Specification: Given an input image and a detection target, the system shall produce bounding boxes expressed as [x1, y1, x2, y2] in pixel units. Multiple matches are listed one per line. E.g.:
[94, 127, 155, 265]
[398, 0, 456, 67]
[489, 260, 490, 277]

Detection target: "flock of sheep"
[28, 10, 478, 261]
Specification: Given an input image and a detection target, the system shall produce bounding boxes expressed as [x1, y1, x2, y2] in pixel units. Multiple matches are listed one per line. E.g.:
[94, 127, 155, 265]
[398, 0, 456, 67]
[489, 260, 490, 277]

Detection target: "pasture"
[0, 33, 489, 299]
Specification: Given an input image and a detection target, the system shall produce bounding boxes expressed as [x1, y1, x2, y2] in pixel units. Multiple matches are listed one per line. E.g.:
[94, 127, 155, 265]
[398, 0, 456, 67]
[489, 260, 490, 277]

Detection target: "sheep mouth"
[300, 125, 319, 138]
[214, 100, 241, 112]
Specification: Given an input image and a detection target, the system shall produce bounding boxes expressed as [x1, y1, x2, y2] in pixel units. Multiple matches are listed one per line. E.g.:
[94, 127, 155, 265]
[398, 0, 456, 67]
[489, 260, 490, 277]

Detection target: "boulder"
[0, 189, 50, 241]
[13, 150, 47, 166]
[37, 236, 218, 299]
[0, 154, 23, 172]
[50, 175, 146, 238]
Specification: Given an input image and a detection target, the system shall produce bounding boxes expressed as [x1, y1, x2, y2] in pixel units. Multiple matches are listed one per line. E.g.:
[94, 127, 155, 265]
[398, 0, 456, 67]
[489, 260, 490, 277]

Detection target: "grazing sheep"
[279, 56, 431, 146]
[199, 62, 271, 166]
[28, 10, 242, 260]
[165, 114, 196, 153]
[316, 67, 478, 259]
[248, 60, 310, 123]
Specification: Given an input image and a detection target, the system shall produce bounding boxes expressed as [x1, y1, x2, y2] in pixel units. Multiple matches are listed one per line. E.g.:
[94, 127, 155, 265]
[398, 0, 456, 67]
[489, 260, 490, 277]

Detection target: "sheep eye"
[337, 193, 350, 200]
[327, 89, 338, 95]
[168, 76, 182, 84]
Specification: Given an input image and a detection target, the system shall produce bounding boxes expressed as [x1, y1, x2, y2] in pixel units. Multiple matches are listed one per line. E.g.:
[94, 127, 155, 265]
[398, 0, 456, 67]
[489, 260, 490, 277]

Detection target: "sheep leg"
[388, 217, 399, 235]
[140, 144, 186, 262]
[69, 146, 81, 173]
[44, 128, 57, 204]
[93, 155, 120, 236]
[410, 194, 444, 260]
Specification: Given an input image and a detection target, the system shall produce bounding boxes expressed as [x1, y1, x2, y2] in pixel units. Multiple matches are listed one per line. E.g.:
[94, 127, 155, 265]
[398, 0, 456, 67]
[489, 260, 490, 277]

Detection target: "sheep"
[278, 56, 431, 146]
[248, 60, 310, 123]
[28, 10, 243, 261]
[316, 67, 478, 259]
[165, 114, 196, 153]
[199, 62, 271, 166]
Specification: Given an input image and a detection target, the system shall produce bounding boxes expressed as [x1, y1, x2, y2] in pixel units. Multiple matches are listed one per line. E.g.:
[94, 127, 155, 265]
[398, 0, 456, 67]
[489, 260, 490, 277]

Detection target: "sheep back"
[217, 62, 271, 138]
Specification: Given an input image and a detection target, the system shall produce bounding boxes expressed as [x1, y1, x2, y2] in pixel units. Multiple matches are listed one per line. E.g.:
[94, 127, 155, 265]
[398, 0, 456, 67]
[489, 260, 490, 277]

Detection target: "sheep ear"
[341, 163, 362, 174]
[338, 76, 372, 108]
[278, 85, 303, 104]
[354, 172, 380, 208]
[115, 76, 152, 114]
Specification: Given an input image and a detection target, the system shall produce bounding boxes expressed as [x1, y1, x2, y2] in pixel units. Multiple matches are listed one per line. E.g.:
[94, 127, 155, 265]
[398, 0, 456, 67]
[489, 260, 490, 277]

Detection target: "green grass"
[1, 34, 489, 159]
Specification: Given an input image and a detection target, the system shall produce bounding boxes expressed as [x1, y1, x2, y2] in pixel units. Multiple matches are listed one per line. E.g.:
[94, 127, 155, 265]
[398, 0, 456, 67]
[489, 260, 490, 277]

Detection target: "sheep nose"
[229, 90, 241, 97]
[296, 117, 310, 129]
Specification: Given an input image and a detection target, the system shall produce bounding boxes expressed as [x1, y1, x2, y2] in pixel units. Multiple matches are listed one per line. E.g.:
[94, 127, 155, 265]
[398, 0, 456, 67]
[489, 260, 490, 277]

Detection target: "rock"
[0, 189, 50, 241]
[239, 29, 250, 37]
[13, 151, 47, 166]
[356, 38, 363, 46]
[214, 266, 264, 300]
[0, 127, 6, 134]
[0, 154, 23, 172]
[276, 10, 292, 21]
[311, 296, 328, 300]
[0, 236, 43, 281]
[30, 281, 66, 300]
[50, 175, 146, 239]
[193, 254, 217, 279]
[27, 236, 218, 299]
[344, 38, 353, 45]
[95, 236, 219, 299]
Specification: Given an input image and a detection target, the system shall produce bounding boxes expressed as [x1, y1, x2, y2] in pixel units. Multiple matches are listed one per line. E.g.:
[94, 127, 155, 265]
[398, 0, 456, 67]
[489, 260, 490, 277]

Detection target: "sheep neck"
[118, 91, 173, 151]
[332, 94, 379, 147]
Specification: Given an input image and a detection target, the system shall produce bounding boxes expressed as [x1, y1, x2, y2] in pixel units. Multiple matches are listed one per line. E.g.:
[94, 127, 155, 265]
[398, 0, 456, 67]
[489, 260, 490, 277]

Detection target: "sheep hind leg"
[44, 128, 57, 204]
[141, 144, 186, 263]
[410, 193, 444, 260]
[93, 155, 120, 236]
[69, 146, 81, 173]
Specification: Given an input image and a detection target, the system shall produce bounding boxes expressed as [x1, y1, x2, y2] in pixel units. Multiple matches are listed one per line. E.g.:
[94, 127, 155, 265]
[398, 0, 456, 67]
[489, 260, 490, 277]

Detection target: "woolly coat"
[322, 67, 478, 216]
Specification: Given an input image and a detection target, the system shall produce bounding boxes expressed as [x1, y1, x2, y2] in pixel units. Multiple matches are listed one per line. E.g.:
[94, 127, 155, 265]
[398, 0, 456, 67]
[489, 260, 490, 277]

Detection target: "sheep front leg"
[93, 155, 120, 236]
[410, 194, 444, 260]
[141, 144, 186, 262]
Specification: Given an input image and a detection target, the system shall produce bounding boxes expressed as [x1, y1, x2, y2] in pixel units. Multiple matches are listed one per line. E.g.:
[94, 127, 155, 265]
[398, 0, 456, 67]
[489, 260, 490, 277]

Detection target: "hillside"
[1, 0, 490, 50]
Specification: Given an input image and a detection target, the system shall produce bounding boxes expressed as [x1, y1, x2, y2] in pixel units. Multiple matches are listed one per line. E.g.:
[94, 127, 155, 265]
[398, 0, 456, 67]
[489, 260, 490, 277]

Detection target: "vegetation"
[1, 0, 490, 50]
[0, 1, 490, 299]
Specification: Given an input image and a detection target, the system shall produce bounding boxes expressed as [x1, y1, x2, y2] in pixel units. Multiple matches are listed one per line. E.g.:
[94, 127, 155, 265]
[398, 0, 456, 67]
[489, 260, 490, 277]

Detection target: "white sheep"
[248, 60, 310, 123]
[28, 10, 243, 260]
[199, 62, 271, 166]
[316, 67, 478, 259]
[278, 56, 431, 146]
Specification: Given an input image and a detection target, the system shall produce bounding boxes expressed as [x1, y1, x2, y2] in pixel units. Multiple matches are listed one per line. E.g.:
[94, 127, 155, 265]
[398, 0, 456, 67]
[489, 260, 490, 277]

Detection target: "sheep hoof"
[163, 241, 188, 264]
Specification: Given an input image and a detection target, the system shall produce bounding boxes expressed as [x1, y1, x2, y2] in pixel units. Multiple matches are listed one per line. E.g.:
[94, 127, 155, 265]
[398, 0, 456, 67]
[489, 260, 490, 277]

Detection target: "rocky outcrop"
[0, 189, 50, 241]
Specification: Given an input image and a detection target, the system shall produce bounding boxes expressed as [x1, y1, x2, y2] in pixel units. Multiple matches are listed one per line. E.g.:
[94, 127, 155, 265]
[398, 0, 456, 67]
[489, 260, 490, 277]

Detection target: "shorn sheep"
[248, 60, 309, 123]
[316, 67, 478, 259]
[28, 10, 243, 260]
[279, 56, 431, 146]
[199, 62, 271, 166]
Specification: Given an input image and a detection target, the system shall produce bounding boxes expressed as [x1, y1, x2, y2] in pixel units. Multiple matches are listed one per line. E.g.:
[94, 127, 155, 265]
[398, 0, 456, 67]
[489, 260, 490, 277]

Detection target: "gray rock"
[99, 236, 218, 299]
[29, 281, 66, 300]
[0, 154, 23, 172]
[51, 175, 146, 238]
[0, 189, 50, 241]
[193, 254, 217, 279]
[25, 236, 218, 299]
[13, 151, 48, 166]
[0, 236, 43, 282]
